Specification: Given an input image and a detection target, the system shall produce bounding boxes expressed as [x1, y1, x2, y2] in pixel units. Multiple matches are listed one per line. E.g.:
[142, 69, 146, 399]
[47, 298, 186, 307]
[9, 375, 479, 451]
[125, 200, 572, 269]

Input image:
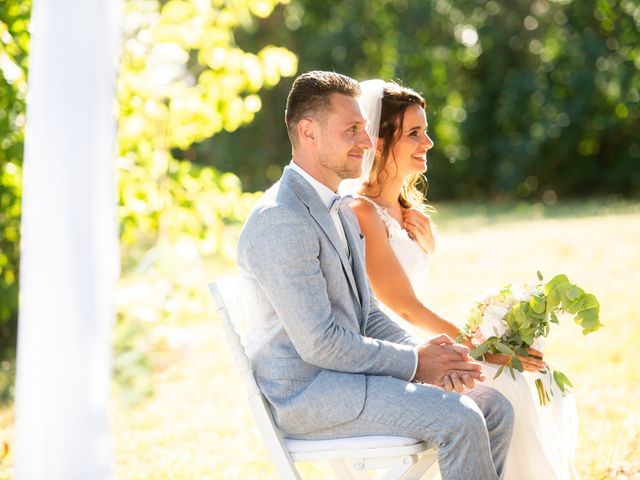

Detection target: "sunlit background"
[1, 0, 639, 478]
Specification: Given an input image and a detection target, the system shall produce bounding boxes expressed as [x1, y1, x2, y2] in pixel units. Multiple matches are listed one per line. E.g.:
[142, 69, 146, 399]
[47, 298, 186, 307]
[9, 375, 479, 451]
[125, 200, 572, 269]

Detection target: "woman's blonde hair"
[364, 82, 430, 211]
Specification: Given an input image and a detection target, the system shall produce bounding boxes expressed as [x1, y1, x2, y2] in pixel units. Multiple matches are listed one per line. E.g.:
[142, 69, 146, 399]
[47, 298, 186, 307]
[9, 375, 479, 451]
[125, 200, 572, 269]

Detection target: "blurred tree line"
[0, 0, 296, 399]
[191, 0, 640, 201]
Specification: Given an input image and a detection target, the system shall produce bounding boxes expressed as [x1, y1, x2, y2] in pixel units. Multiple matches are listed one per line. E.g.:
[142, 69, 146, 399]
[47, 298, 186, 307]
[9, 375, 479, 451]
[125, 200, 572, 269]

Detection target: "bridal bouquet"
[457, 272, 602, 405]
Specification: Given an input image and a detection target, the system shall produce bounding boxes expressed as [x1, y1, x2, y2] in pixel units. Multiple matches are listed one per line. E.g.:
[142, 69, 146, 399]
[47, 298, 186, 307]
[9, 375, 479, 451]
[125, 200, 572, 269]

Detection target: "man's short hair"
[285, 71, 360, 146]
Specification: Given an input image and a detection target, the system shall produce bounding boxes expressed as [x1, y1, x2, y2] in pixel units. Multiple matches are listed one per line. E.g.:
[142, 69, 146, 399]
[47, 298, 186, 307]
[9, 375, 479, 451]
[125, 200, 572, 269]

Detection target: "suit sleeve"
[363, 294, 422, 347]
[238, 206, 417, 381]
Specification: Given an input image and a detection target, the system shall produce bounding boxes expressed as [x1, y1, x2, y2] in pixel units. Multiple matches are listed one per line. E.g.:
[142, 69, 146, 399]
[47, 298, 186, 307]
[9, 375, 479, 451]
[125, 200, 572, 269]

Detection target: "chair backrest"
[209, 277, 301, 480]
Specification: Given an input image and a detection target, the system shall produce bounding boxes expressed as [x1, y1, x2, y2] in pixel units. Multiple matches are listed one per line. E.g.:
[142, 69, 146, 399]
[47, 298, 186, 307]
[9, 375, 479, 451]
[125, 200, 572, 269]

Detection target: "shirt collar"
[289, 161, 338, 210]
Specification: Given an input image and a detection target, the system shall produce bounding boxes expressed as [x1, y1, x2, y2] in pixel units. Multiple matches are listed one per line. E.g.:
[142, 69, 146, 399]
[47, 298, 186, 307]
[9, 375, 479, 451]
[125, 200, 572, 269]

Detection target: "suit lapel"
[339, 206, 369, 313]
[283, 169, 361, 306]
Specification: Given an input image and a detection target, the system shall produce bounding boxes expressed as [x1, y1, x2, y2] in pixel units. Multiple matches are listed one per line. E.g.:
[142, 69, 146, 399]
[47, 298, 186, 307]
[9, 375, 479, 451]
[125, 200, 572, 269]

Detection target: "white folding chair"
[209, 276, 439, 479]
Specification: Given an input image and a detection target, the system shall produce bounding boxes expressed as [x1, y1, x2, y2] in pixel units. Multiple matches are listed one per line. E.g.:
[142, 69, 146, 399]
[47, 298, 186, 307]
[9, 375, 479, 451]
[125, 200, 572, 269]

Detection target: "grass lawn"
[1, 200, 639, 479]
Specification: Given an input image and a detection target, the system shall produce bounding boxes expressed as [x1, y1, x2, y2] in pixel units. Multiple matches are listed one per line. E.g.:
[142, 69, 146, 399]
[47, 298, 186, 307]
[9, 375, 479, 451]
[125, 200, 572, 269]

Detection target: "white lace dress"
[360, 195, 580, 480]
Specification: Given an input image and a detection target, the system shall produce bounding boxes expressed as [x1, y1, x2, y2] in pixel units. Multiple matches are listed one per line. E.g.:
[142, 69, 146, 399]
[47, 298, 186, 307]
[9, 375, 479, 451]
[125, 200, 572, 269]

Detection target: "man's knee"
[435, 395, 488, 445]
[492, 389, 515, 431]
[468, 385, 515, 432]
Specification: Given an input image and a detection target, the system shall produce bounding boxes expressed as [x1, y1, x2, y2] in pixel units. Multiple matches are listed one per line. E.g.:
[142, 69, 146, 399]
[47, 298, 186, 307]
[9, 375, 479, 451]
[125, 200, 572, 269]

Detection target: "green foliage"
[0, 0, 297, 402]
[199, 0, 640, 200]
[112, 0, 296, 403]
[461, 272, 602, 404]
[0, 0, 29, 377]
[117, 0, 296, 265]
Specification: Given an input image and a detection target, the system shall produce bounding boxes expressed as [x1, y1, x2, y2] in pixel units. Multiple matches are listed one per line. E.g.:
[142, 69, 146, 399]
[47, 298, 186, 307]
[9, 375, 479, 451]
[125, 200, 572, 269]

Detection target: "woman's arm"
[351, 199, 545, 372]
[351, 199, 468, 345]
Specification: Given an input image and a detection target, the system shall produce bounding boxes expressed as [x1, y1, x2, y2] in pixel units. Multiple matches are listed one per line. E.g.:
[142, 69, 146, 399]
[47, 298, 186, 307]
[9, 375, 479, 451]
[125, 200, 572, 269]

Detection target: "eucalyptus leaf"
[544, 274, 570, 296]
[530, 294, 546, 314]
[554, 370, 573, 388]
[546, 288, 561, 312]
[511, 356, 523, 372]
[575, 308, 601, 333]
[495, 341, 514, 355]
[515, 346, 528, 356]
[470, 343, 490, 359]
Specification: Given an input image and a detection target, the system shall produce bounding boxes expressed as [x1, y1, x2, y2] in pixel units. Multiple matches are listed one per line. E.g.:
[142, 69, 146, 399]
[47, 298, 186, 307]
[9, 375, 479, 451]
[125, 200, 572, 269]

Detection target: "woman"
[342, 80, 579, 480]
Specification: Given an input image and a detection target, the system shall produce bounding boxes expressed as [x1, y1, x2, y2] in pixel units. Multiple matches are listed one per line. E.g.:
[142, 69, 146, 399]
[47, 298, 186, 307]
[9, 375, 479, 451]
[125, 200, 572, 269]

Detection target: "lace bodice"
[356, 195, 430, 313]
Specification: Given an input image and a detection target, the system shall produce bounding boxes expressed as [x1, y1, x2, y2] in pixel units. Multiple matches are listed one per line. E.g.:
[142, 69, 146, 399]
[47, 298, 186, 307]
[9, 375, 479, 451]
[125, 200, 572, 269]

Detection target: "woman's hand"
[402, 208, 436, 255]
[484, 348, 546, 372]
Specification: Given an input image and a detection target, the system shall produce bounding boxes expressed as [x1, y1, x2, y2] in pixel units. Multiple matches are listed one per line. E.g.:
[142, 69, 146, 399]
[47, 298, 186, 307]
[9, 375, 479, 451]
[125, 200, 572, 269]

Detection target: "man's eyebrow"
[346, 118, 367, 126]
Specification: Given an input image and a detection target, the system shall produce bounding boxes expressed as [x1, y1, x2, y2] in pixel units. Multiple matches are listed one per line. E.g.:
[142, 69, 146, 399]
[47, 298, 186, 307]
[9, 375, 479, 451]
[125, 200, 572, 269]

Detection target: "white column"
[15, 0, 122, 478]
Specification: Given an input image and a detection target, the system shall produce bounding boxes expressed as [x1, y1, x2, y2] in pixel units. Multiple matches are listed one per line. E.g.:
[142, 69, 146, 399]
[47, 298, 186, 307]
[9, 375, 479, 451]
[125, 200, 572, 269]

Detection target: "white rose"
[479, 305, 509, 339]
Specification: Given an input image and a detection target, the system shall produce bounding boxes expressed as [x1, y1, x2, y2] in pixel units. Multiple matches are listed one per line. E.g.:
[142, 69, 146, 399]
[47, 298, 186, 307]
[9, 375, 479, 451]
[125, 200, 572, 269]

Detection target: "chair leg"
[420, 460, 441, 480]
[271, 456, 302, 480]
[392, 454, 439, 480]
[329, 459, 372, 479]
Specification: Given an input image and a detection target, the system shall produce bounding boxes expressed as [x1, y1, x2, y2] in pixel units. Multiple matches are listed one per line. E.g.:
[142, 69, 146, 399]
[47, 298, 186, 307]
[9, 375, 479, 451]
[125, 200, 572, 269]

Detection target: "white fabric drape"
[15, 0, 122, 478]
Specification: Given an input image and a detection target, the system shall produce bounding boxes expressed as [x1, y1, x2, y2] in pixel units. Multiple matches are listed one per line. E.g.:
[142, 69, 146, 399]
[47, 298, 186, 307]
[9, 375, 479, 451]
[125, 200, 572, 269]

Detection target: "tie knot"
[330, 194, 353, 212]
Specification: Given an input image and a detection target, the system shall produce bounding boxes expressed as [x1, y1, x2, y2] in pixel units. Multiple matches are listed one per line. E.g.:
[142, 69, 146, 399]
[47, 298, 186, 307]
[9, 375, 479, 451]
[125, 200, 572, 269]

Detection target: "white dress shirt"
[289, 161, 349, 254]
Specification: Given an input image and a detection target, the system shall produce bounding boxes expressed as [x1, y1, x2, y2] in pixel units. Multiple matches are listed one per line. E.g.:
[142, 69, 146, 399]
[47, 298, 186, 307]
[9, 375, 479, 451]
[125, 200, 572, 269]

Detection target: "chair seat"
[285, 435, 421, 454]
[211, 279, 439, 478]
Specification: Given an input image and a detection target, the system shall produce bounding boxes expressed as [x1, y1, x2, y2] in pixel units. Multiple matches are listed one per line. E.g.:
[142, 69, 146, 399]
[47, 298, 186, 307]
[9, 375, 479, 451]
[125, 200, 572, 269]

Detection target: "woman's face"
[387, 104, 433, 178]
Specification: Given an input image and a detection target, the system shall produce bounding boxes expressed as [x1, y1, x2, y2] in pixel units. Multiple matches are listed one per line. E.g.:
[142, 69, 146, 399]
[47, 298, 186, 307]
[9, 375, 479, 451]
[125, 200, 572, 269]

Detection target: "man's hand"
[414, 334, 485, 391]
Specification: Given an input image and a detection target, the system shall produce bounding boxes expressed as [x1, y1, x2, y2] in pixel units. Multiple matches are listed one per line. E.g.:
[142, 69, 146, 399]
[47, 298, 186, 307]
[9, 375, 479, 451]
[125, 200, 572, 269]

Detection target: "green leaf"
[511, 356, 523, 372]
[493, 365, 505, 379]
[553, 370, 574, 394]
[500, 284, 512, 296]
[530, 294, 546, 314]
[537, 271, 544, 281]
[575, 308, 602, 334]
[562, 285, 586, 313]
[576, 293, 600, 312]
[512, 303, 527, 326]
[544, 274, 570, 296]
[565, 285, 582, 301]
[470, 342, 490, 359]
[546, 288, 561, 313]
[495, 341, 515, 356]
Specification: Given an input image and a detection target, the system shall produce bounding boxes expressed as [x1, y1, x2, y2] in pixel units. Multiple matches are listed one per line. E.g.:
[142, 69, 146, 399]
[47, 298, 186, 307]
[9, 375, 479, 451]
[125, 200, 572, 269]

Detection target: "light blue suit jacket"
[237, 166, 420, 435]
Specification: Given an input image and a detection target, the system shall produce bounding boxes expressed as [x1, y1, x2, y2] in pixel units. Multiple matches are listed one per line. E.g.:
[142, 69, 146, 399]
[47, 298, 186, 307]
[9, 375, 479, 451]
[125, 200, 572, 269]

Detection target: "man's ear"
[297, 118, 318, 144]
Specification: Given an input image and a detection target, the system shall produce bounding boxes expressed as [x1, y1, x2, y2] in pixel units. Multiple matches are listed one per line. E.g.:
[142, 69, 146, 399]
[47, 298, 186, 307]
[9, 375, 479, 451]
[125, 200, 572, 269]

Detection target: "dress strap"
[353, 194, 399, 231]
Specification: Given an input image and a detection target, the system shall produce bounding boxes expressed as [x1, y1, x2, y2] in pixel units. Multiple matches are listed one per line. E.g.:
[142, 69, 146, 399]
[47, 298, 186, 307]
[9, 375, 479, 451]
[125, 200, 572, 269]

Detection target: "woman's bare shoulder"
[351, 197, 383, 224]
[350, 197, 389, 240]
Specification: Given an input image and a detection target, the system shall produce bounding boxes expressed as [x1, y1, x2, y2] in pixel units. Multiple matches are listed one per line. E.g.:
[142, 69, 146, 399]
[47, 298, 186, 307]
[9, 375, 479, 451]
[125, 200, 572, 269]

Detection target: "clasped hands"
[414, 334, 484, 393]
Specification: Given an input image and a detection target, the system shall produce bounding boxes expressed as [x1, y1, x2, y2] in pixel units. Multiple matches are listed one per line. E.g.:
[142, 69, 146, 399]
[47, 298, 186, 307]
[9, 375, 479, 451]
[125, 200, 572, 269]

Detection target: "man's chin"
[341, 168, 362, 180]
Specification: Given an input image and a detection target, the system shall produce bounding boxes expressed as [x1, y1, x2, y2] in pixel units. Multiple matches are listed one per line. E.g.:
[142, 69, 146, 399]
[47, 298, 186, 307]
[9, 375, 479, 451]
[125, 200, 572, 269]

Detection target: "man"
[237, 71, 514, 479]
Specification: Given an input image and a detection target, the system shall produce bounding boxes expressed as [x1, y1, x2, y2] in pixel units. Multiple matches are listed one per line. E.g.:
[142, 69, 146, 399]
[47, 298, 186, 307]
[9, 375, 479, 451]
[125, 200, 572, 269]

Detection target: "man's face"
[316, 93, 372, 186]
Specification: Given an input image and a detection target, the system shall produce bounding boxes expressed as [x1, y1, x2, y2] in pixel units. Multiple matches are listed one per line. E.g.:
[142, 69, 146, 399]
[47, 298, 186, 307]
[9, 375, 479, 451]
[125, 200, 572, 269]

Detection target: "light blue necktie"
[329, 195, 353, 259]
